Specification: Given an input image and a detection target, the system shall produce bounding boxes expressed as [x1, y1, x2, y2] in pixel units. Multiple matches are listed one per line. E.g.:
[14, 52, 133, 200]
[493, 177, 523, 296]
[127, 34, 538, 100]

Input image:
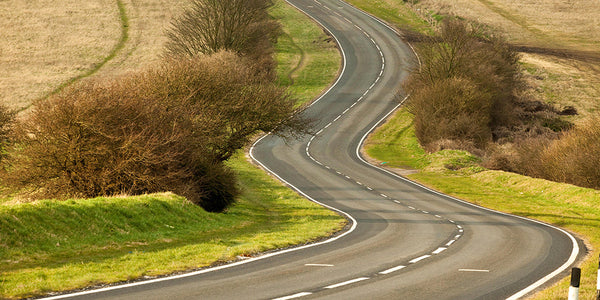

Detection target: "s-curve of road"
[48, 0, 583, 299]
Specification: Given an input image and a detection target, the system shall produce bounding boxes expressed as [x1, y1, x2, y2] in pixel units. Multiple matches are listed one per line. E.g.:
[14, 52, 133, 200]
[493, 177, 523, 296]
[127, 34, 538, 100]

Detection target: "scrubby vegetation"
[402, 18, 600, 191]
[0, 0, 306, 212]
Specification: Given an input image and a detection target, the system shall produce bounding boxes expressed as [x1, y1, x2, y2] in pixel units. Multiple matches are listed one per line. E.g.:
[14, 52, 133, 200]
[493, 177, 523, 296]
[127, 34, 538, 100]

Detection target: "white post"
[569, 267, 580, 300]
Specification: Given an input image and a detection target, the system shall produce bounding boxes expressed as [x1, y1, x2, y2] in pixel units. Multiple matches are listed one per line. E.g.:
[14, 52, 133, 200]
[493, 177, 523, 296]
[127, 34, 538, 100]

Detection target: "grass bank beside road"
[0, 152, 346, 299]
[0, 1, 343, 298]
[355, 0, 598, 298]
[365, 105, 599, 300]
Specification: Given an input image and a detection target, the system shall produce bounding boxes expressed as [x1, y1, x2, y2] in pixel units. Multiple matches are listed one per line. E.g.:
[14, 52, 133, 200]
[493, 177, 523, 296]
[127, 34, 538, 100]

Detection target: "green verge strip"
[353, 1, 597, 298]
[0, 152, 345, 299]
[271, 0, 341, 106]
[365, 107, 600, 299]
[0, 1, 344, 299]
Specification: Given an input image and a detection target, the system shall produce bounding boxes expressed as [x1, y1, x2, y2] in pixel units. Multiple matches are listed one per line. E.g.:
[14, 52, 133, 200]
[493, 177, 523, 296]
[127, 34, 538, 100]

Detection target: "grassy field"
[0, 0, 188, 111]
[0, 0, 343, 298]
[365, 107, 600, 299]
[0, 152, 345, 299]
[356, 0, 600, 298]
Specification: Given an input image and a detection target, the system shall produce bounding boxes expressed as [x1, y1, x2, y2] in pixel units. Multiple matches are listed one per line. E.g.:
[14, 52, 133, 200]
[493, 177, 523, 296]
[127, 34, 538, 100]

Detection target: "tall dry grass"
[513, 117, 600, 189]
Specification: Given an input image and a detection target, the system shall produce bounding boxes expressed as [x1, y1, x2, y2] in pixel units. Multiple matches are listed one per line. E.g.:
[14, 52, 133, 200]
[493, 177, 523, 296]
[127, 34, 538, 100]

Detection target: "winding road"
[49, 0, 582, 299]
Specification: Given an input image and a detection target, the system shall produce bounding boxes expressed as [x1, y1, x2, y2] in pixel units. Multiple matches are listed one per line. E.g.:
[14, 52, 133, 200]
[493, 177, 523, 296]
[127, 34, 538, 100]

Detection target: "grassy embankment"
[0, 1, 342, 298]
[347, 0, 600, 298]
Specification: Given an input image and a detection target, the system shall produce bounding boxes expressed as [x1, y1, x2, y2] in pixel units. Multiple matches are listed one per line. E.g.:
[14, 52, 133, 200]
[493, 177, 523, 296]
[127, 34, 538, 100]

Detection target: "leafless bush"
[405, 19, 524, 152]
[408, 76, 493, 151]
[521, 117, 600, 189]
[4, 53, 306, 212]
[164, 0, 281, 79]
[0, 105, 16, 161]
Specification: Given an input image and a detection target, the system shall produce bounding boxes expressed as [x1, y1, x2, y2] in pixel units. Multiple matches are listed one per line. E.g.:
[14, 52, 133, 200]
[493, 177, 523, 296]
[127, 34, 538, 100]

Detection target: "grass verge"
[0, 152, 346, 299]
[365, 107, 599, 299]
[0, 1, 344, 298]
[354, 0, 598, 297]
[271, 0, 341, 106]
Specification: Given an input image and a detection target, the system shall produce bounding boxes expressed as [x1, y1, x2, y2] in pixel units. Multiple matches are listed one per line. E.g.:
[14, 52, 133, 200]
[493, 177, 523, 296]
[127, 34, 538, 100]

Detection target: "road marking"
[305, 264, 334, 267]
[324, 277, 370, 289]
[273, 292, 312, 300]
[432, 247, 447, 254]
[409, 255, 431, 264]
[459, 269, 490, 273]
[379, 265, 406, 274]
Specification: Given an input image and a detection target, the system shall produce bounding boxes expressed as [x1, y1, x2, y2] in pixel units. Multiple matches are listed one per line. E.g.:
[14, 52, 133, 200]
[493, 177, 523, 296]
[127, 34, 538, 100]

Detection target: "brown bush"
[4, 52, 306, 212]
[0, 105, 16, 161]
[408, 76, 493, 151]
[164, 0, 281, 80]
[405, 19, 523, 152]
[533, 117, 600, 189]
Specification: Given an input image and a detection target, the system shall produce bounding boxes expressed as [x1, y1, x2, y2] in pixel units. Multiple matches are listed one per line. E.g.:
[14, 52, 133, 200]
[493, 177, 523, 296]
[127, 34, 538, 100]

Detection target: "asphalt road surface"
[48, 0, 582, 299]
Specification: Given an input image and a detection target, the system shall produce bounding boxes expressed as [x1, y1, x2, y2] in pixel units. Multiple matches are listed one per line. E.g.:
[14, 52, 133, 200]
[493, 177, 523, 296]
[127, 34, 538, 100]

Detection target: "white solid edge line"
[324, 277, 370, 289]
[355, 95, 580, 300]
[273, 292, 313, 300]
[350, 3, 580, 299]
[41, 1, 355, 300]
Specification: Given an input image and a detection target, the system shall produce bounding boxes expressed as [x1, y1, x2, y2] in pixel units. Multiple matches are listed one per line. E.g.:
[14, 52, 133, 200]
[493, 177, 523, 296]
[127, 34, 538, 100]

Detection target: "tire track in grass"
[24, 0, 130, 112]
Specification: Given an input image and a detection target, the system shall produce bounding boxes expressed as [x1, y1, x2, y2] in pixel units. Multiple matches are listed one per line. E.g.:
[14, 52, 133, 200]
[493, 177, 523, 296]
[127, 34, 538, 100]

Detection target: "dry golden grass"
[0, 0, 186, 110]
[93, 0, 187, 78]
[412, 0, 600, 118]
[0, 0, 120, 110]
[414, 0, 600, 51]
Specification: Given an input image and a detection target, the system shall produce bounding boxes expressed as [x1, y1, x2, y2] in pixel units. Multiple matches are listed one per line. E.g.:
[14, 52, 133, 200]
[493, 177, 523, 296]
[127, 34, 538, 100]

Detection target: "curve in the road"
[42, 0, 583, 299]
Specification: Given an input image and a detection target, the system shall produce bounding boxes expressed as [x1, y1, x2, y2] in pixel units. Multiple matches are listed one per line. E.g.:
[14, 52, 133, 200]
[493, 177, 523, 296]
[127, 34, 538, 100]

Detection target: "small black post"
[596, 253, 600, 300]
[569, 267, 581, 300]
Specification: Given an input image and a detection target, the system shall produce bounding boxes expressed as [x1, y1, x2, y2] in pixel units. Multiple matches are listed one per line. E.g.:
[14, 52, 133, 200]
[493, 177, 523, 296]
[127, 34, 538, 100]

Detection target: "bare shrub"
[405, 19, 524, 152]
[164, 0, 281, 79]
[408, 76, 493, 151]
[5, 77, 213, 204]
[535, 117, 600, 189]
[4, 52, 306, 212]
[0, 105, 16, 161]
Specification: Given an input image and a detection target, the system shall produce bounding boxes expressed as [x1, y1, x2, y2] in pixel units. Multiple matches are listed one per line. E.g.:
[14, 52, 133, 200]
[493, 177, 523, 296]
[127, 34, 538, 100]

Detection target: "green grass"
[355, 2, 599, 298]
[345, 0, 430, 34]
[0, 2, 344, 298]
[0, 152, 346, 299]
[365, 107, 600, 299]
[271, 0, 341, 106]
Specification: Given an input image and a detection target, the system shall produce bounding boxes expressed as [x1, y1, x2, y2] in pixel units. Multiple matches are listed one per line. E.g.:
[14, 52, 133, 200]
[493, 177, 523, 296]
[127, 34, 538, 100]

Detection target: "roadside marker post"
[596, 254, 600, 300]
[569, 267, 581, 300]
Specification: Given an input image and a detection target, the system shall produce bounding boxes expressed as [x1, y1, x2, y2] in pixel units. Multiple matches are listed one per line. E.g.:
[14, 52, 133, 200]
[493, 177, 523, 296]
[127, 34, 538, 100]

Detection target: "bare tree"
[165, 0, 280, 58]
